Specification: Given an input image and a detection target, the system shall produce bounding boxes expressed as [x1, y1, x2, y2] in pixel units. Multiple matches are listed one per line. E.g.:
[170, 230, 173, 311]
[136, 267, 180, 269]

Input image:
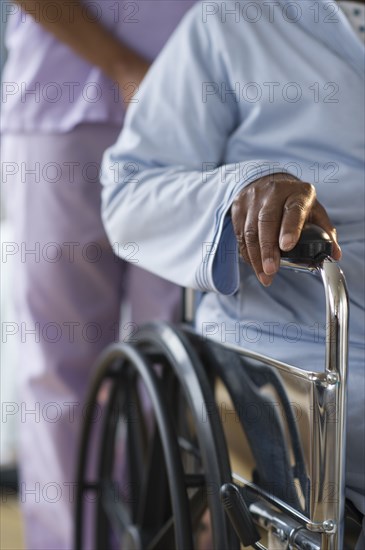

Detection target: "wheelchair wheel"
[135, 322, 239, 550]
[75, 323, 239, 549]
[75, 342, 193, 549]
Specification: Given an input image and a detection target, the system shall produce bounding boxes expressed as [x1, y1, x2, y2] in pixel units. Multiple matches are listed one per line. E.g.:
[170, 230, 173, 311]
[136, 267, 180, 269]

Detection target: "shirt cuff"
[205, 162, 288, 295]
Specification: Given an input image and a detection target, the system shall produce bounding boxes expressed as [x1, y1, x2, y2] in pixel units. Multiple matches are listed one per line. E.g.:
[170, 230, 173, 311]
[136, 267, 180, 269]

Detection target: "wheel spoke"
[146, 516, 176, 550]
[178, 437, 201, 460]
[185, 474, 205, 488]
[101, 480, 132, 536]
[146, 488, 208, 550]
[137, 426, 171, 532]
[125, 373, 148, 521]
[97, 378, 126, 545]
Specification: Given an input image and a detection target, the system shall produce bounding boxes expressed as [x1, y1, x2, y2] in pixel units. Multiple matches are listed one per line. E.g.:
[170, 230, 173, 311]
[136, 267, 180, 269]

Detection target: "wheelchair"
[74, 225, 363, 550]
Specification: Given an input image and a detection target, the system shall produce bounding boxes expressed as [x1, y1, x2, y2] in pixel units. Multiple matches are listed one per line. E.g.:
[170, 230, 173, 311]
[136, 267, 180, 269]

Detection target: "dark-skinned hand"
[231, 172, 342, 286]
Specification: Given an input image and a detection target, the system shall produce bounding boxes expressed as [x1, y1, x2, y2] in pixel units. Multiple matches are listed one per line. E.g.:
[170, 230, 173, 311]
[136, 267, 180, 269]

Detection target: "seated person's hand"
[231, 173, 342, 287]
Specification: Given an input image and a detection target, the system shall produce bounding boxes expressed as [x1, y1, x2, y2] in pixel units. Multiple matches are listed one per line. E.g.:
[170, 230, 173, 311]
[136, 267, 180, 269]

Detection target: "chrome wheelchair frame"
[74, 226, 362, 549]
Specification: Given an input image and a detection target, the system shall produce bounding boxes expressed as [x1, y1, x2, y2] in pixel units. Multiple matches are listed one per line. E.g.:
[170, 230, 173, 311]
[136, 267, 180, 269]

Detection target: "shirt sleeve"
[101, 4, 282, 295]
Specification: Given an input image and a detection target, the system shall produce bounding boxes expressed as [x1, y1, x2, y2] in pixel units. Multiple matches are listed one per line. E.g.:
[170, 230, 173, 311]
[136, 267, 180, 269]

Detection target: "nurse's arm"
[14, 0, 149, 100]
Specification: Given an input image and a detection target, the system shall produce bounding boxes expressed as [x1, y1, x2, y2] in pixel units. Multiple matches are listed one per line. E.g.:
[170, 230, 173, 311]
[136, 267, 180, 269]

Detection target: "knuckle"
[260, 240, 275, 252]
[244, 226, 259, 244]
[231, 200, 243, 220]
[302, 182, 316, 196]
[244, 185, 259, 203]
[232, 193, 247, 213]
[232, 196, 241, 210]
[284, 200, 307, 214]
[258, 208, 274, 223]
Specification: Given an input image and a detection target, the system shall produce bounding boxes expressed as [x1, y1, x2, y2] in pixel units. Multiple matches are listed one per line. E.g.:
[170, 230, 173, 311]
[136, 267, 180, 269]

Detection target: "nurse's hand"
[114, 52, 150, 105]
[15, 0, 150, 107]
[231, 172, 342, 287]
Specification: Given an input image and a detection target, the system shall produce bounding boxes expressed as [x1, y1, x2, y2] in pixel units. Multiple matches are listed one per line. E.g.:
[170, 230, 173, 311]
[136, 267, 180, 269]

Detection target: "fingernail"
[280, 234, 295, 251]
[263, 258, 277, 275]
[259, 273, 272, 287]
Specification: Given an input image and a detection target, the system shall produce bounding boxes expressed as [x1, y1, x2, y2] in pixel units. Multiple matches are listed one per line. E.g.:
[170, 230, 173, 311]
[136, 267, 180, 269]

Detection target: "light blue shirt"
[101, 0, 364, 513]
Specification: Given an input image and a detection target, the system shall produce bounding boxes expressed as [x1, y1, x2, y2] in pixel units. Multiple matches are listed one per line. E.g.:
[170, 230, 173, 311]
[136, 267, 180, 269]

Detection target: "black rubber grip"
[220, 483, 261, 547]
[280, 223, 333, 262]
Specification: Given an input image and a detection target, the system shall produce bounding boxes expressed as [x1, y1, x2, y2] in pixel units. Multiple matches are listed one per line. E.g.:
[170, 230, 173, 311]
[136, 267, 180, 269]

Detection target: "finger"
[279, 183, 316, 251]
[310, 201, 342, 260]
[244, 217, 273, 286]
[258, 206, 282, 276]
[237, 236, 251, 266]
[238, 237, 273, 285]
[330, 228, 342, 260]
[232, 197, 253, 266]
[231, 196, 247, 245]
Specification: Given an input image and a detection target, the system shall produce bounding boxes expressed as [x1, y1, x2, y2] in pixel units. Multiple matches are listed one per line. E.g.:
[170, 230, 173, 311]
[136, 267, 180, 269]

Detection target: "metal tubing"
[281, 258, 349, 549]
[231, 258, 349, 549]
[319, 260, 349, 549]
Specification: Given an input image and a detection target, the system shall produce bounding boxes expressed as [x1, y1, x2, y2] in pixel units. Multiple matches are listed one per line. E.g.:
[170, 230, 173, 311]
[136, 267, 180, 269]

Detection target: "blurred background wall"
[1, 5, 24, 549]
[1, 0, 19, 470]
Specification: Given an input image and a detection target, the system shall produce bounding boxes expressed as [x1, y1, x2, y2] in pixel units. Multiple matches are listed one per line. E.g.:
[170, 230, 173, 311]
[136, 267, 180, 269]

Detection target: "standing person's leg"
[1, 124, 125, 550]
[2, 122, 182, 550]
